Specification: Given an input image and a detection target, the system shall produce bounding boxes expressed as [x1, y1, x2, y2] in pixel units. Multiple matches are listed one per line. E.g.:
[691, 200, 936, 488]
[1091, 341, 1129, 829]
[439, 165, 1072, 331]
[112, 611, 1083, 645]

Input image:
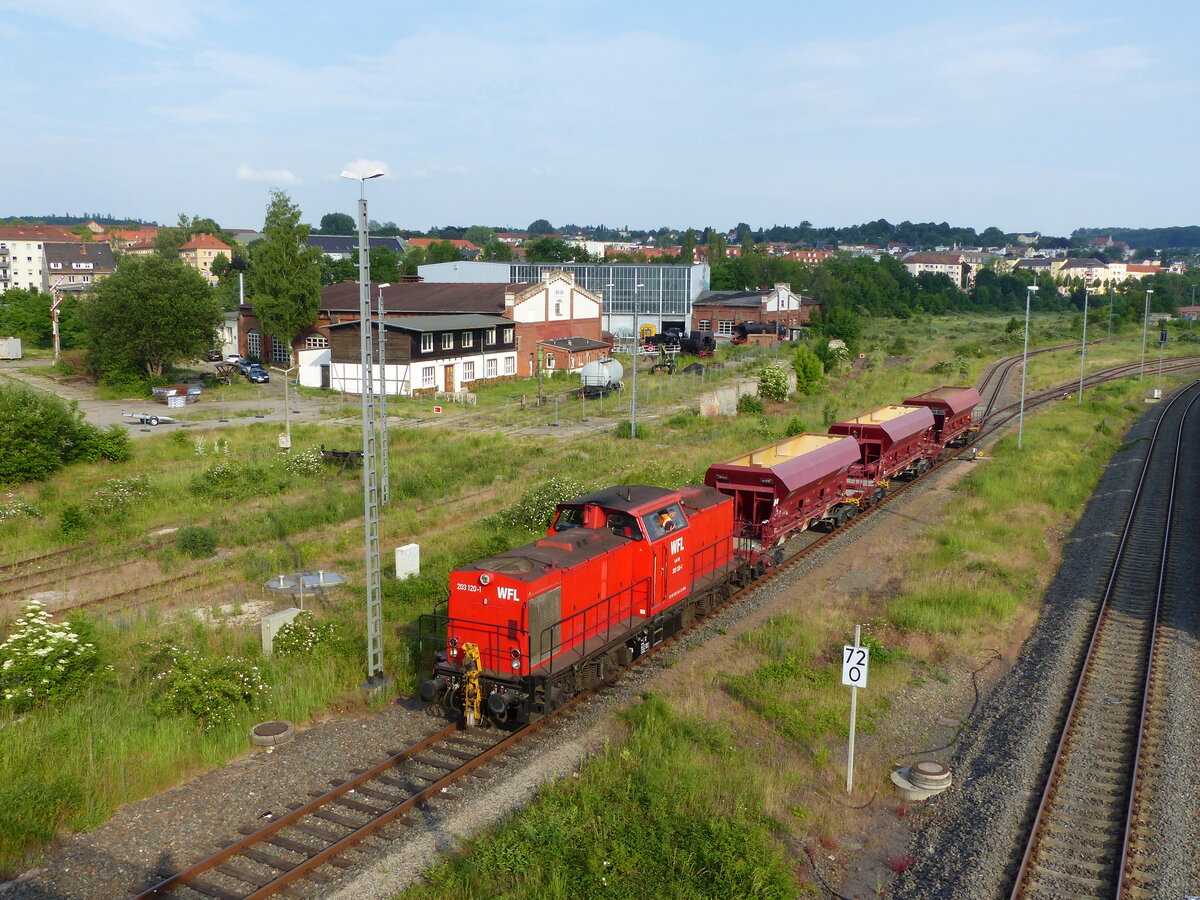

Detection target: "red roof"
[179, 233, 231, 251]
[407, 238, 479, 250]
[0, 224, 78, 242]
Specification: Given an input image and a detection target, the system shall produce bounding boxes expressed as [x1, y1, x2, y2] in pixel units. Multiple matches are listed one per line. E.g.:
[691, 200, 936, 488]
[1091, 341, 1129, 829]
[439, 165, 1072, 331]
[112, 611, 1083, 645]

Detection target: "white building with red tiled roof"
[179, 233, 231, 285]
[0, 225, 78, 293]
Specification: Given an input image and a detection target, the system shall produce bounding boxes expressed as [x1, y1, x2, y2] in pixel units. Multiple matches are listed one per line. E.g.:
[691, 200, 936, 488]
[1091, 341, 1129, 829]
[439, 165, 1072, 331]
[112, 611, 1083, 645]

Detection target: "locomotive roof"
[562, 484, 677, 513]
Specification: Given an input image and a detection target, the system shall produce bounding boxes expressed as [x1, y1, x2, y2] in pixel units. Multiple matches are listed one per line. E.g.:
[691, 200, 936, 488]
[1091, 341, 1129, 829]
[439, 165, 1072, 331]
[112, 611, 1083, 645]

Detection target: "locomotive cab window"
[552, 507, 584, 531]
[642, 503, 686, 541]
[606, 512, 643, 541]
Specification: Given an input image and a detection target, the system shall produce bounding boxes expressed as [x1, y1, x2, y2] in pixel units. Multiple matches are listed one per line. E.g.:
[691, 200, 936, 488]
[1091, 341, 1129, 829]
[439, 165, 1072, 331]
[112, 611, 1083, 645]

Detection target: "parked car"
[205, 349, 223, 362]
[235, 358, 255, 375]
[246, 365, 270, 383]
[227, 353, 243, 363]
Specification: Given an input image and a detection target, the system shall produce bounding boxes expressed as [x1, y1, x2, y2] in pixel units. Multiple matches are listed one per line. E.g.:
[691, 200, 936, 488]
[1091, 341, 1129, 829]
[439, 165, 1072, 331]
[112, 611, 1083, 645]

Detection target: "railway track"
[1008, 381, 1200, 899]
[123, 357, 1200, 900]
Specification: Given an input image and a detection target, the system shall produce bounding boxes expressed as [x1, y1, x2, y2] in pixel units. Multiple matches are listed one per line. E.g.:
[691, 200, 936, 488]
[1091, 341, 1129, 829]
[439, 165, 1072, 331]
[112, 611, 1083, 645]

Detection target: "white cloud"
[340, 159, 392, 180]
[0, 0, 227, 45]
[237, 164, 299, 184]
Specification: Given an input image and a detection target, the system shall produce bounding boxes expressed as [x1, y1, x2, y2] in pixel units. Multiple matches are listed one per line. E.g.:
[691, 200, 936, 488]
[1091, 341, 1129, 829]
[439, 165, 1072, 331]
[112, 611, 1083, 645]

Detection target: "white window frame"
[461, 331, 473, 348]
[441, 333, 453, 350]
[486, 358, 497, 378]
[544, 354, 556, 369]
[698, 320, 711, 333]
[503, 327, 514, 343]
[503, 356, 515, 375]
[421, 333, 434, 352]
[422, 366, 435, 388]
[247, 331, 262, 358]
[717, 320, 735, 336]
[485, 328, 496, 345]
[463, 360, 476, 381]
[304, 334, 329, 349]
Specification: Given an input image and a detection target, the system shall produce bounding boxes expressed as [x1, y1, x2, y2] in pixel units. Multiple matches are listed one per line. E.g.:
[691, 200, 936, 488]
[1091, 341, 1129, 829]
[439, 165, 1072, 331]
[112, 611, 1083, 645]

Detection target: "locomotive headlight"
[510, 648, 521, 670]
[479, 573, 491, 585]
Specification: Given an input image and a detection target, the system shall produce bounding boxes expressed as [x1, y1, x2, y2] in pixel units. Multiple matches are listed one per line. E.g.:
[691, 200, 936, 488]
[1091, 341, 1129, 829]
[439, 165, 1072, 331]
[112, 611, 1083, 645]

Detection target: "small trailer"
[122, 410, 181, 427]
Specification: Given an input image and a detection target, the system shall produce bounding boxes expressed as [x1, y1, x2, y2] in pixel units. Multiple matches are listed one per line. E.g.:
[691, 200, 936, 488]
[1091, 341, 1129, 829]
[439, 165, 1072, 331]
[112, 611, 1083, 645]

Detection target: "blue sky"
[1, 1, 1196, 236]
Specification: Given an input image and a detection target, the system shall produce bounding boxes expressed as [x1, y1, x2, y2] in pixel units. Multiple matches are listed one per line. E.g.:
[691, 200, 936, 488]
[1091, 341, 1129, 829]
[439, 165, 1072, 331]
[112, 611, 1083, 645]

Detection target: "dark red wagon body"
[827, 404, 936, 484]
[704, 433, 859, 559]
[902, 385, 982, 448]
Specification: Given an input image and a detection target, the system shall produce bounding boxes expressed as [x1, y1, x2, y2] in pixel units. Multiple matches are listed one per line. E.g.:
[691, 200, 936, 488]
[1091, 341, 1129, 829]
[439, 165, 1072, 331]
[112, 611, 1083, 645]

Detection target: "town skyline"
[3, 0, 1198, 236]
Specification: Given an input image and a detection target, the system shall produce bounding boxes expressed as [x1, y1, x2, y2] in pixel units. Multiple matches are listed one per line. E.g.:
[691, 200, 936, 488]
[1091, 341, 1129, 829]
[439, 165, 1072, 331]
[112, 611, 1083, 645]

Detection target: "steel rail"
[1007, 381, 1199, 899]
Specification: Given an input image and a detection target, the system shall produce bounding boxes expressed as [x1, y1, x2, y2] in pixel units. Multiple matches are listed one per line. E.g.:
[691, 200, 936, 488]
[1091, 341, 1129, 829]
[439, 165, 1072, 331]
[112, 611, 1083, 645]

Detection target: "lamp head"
[340, 170, 386, 181]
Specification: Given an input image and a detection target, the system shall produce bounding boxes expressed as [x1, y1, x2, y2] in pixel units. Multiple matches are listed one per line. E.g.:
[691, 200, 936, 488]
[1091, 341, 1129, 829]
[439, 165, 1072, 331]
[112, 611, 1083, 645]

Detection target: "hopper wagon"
[704, 433, 862, 566]
[827, 404, 937, 487]
[902, 385, 982, 449]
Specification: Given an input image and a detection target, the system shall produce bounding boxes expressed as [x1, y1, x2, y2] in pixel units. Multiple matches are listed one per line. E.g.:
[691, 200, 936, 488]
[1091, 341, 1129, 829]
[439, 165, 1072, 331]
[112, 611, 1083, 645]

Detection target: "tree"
[80, 255, 221, 379]
[463, 226, 497, 247]
[319, 256, 357, 286]
[525, 237, 580, 262]
[678, 228, 696, 264]
[527, 219, 555, 235]
[351, 246, 401, 282]
[318, 212, 356, 235]
[0, 288, 52, 346]
[707, 230, 727, 262]
[248, 190, 322, 359]
[401, 246, 426, 277]
[791, 344, 824, 394]
[480, 239, 514, 262]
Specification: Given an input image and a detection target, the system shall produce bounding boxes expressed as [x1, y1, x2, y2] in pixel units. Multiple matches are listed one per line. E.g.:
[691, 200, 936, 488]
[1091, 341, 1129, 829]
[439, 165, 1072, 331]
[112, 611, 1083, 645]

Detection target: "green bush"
[784, 417, 810, 436]
[490, 476, 592, 532]
[59, 505, 89, 537]
[0, 599, 100, 712]
[74, 424, 133, 464]
[612, 420, 648, 439]
[273, 612, 338, 658]
[0, 383, 93, 484]
[148, 645, 269, 729]
[756, 364, 789, 402]
[190, 461, 288, 500]
[86, 474, 152, 520]
[736, 393, 764, 415]
[177, 526, 218, 559]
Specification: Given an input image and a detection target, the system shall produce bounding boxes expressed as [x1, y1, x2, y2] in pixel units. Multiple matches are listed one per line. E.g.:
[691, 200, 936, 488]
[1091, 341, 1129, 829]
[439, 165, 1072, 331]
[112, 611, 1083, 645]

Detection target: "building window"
[272, 336, 291, 364]
[247, 331, 262, 358]
[304, 334, 329, 349]
[485, 328, 496, 345]
[544, 354, 555, 369]
[698, 320, 711, 333]
[422, 366, 435, 388]
[461, 331, 473, 348]
[441, 333, 453, 350]
[486, 358, 497, 378]
[503, 327, 514, 343]
[717, 320, 735, 336]
[503, 357, 515, 375]
[421, 333, 433, 353]
[463, 361, 475, 381]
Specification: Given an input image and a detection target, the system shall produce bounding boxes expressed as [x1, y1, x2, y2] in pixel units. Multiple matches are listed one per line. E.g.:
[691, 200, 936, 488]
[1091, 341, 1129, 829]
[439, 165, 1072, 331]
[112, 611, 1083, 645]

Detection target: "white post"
[1019, 285, 1033, 449]
[846, 623, 861, 794]
[1079, 287, 1090, 403]
[1141, 289, 1152, 379]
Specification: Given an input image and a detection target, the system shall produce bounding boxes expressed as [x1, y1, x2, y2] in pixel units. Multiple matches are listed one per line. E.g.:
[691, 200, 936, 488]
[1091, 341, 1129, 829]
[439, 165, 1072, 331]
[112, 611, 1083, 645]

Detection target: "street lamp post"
[376, 282, 391, 506]
[1079, 286, 1093, 404]
[631, 282, 644, 437]
[340, 167, 387, 686]
[1141, 289, 1153, 380]
[1019, 285, 1034, 450]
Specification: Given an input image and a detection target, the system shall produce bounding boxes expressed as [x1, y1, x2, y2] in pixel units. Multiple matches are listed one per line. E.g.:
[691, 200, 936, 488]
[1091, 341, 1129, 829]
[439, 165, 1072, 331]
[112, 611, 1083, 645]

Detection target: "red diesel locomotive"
[419, 385, 980, 726]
